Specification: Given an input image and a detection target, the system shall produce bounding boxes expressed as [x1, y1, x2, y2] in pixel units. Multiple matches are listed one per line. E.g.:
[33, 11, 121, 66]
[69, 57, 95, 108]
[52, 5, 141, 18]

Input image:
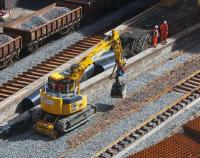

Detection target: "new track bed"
[94, 69, 200, 158]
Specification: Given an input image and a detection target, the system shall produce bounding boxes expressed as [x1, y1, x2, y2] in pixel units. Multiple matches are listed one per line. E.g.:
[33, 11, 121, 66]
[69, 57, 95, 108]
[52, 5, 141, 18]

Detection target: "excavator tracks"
[94, 69, 200, 158]
[56, 104, 97, 133]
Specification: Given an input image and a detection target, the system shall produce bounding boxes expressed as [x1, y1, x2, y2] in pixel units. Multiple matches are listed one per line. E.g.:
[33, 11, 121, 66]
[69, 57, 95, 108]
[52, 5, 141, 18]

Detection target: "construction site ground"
[0, 0, 200, 158]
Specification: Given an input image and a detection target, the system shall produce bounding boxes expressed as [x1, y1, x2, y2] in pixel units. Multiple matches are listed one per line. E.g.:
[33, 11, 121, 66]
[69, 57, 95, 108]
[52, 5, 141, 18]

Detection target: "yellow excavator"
[35, 30, 126, 138]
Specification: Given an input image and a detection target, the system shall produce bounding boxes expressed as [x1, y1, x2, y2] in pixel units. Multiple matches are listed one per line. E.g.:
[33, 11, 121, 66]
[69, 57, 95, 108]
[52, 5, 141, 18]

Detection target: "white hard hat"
[155, 25, 158, 29]
[164, 21, 167, 24]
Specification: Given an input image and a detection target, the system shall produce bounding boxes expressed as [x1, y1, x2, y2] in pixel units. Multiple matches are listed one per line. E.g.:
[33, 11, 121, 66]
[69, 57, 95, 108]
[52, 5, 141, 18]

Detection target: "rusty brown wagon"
[0, 34, 22, 69]
[3, 3, 82, 53]
[64, 0, 128, 20]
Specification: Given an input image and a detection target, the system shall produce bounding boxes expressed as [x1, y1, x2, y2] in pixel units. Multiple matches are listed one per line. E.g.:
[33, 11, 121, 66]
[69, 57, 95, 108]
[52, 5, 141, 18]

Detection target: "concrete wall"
[81, 22, 200, 100]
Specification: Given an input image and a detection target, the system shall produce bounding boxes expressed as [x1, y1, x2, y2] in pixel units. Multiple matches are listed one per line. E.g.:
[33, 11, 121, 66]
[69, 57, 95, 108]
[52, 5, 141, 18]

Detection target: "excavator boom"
[70, 30, 126, 97]
[0, 30, 126, 139]
[36, 29, 126, 138]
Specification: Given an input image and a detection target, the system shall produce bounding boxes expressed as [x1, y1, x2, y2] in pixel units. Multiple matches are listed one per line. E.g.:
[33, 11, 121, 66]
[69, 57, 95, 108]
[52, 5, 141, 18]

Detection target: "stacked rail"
[94, 69, 200, 158]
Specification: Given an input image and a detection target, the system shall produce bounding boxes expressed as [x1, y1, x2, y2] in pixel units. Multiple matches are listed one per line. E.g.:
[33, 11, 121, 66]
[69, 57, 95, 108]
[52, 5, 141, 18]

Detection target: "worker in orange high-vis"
[160, 20, 168, 45]
[152, 25, 159, 48]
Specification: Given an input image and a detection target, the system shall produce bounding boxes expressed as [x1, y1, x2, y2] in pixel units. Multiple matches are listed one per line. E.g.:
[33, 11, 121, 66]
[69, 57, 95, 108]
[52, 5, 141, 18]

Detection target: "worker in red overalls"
[152, 25, 159, 48]
[160, 21, 168, 45]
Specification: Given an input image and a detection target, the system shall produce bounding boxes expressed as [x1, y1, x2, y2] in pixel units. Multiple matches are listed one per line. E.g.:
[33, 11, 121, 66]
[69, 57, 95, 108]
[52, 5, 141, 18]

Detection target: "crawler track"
[0, 34, 104, 102]
[94, 69, 200, 158]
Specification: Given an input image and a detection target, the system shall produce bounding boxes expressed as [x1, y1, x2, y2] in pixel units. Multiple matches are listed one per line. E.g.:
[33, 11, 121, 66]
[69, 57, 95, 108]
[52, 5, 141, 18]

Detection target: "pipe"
[0, 106, 43, 136]
[17, 50, 117, 112]
[15, 89, 41, 114]
[96, 59, 115, 70]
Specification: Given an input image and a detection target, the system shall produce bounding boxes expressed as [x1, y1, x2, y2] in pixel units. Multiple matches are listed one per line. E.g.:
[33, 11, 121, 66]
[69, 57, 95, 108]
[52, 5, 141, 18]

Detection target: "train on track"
[0, 0, 130, 69]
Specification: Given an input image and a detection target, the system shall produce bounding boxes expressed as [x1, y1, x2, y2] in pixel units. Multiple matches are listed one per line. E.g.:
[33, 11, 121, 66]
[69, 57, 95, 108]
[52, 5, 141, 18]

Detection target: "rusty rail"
[0, 34, 104, 102]
[94, 69, 200, 158]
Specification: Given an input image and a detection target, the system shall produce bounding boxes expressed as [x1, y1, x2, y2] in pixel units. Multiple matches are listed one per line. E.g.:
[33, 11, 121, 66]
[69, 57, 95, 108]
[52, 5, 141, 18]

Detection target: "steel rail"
[94, 69, 200, 158]
[0, 34, 105, 102]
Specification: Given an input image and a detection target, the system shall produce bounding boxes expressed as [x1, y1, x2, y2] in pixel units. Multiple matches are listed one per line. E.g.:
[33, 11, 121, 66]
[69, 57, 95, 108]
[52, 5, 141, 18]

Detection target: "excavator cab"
[37, 72, 89, 138]
[47, 72, 76, 96]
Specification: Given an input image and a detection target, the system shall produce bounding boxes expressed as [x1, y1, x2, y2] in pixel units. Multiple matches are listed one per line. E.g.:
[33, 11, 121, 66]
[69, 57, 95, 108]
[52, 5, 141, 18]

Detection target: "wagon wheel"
[59, 28, 70, 36]
[0, 59, 5, 69]
[3, 56, 12, 68]
[12, 50, 20, 62]
[28, 43, 39, 53]
[59, 23, 77, 36]
[74, 22, 80, 29]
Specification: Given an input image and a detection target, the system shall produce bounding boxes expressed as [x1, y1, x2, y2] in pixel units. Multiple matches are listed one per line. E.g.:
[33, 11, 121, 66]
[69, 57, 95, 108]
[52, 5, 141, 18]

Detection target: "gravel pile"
[0, 35, 13, 46]
[18, 16, 47, 30]
[17, 7, 70, 30]
[43, 7, 71, 21]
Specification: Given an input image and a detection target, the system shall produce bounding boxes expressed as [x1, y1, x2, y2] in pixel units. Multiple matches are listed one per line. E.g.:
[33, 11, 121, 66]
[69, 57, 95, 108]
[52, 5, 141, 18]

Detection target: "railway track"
[94, 69, 200, 158]
[0, 1, 157, 103]
[0, 34, 104, 102]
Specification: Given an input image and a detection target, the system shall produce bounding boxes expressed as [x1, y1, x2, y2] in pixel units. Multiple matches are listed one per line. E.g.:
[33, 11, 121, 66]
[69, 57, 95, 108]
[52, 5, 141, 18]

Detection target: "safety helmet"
[155, 25, 158, 29]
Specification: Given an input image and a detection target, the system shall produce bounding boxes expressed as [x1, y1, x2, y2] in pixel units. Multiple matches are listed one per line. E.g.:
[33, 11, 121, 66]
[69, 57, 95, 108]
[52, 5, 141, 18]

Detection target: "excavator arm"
[0, 30, 127, 139]
[69, 30, 126, 96]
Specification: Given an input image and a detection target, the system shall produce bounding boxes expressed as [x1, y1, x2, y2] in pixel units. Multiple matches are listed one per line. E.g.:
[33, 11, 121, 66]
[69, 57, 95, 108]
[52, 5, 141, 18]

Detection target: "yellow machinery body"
[40, 90, 87, 116]
[35, 30, 126, 138]
[35, 120, 58, 138]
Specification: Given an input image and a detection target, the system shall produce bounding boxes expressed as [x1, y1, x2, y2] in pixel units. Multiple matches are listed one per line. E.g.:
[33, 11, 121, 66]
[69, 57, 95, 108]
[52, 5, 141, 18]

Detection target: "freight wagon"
[0, 33, 22, 69]
[64, 0, 129, 20]
[3, 3, 82, 52]
[0, 0, 18, 9]
[0, 0, 131, 69]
